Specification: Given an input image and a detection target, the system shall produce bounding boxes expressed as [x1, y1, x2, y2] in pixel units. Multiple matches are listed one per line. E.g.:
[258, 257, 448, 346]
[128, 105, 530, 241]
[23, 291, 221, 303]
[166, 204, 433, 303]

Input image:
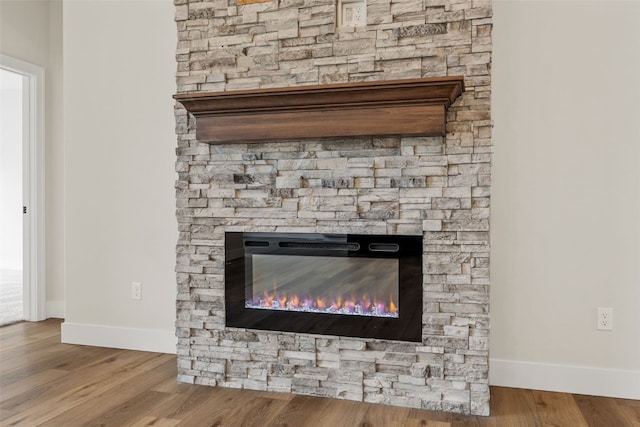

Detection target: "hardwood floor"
[1, 320, 638, 426]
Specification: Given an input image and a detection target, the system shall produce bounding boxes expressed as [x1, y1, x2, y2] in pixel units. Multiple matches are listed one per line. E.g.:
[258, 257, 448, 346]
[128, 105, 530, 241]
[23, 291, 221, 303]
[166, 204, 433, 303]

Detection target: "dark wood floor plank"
[256, 389, 296, 402]
[266, 394, 333, 427]
[118, 351, 176, 373]
[0, 347, 145, 414]
[86, 390, 175, 427]
[0, 342, 110, 382]
[0, 332, 63, 364]
[221, 394, 293, 426]
[0, 408, 17, 423]
[405, 419, 451, 427]
[408, 406, 453, 425]
[450, 413, 496, 427]
[130, 415, 181, 427]
[1, 349, 162, 424]
[302, 397, 369, 426]
[488, 387, 540, 427]
[532, 390, 588, 427]
[174, 386, 252, 426]
[364, 401, 413, 426]
[149, 382, 220, 420]
[37, 358, 177, 426]
[151, 375, 198, 394]
[0, 335, 73, 374]
[0, 321, 35, 338]
[0, 368, 68, 401]
[574, 394, 637, 427]
[0, 319, 52, 338]
[0, 319, 61, 349]
[2, 366, 140, 425]
[612, 398, 640, 427]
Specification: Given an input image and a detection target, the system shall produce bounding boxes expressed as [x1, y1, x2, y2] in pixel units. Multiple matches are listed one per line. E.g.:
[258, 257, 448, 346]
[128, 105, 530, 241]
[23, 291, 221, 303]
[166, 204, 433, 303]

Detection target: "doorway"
[0, 55, 46, 324]
[0, 68, 24, 325]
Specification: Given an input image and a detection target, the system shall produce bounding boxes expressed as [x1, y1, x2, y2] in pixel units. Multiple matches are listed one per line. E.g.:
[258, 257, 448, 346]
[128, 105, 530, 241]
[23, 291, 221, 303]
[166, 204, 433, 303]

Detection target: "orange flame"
[291, 295, 300, 307]
[251, 283, 397, 316]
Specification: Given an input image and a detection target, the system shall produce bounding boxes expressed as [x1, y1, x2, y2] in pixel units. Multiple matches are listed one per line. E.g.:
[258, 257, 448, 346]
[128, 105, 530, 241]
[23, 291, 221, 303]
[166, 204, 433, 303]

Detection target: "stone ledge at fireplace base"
[177, 328, 487, 414]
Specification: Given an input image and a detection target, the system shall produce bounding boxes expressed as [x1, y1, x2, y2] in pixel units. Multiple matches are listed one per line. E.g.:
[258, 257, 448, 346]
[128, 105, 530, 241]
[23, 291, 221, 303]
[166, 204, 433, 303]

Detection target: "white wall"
[46, 0, 65, 312]
[491, 0, 640, 398]
[60, 0, 177, 353]
[0, 0, 64, 316]
[0, 0, 50, 64]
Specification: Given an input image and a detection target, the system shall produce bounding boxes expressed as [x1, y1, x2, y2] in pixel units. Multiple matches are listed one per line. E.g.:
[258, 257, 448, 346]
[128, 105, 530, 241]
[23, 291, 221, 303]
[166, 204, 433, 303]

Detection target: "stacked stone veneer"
[174, 0, 492, 416]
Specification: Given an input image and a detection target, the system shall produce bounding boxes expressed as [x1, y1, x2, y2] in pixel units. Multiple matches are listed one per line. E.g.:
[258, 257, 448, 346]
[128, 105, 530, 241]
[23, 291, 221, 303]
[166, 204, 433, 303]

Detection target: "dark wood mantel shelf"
[173, 76, 464, 143]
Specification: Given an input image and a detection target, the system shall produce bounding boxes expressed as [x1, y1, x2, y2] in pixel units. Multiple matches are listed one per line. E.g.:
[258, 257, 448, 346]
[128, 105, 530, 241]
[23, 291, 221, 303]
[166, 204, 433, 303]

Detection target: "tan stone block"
[422, 220, 442, 231]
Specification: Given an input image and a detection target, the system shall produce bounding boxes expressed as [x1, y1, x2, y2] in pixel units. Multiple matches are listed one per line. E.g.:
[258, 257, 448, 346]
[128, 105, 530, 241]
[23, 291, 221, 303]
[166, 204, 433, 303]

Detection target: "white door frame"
[1, 54, 46, 321]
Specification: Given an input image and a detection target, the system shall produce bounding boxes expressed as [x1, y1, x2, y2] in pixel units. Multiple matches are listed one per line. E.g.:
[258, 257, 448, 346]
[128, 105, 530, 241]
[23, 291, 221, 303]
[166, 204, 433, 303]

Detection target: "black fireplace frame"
[224, 232, 423, 342]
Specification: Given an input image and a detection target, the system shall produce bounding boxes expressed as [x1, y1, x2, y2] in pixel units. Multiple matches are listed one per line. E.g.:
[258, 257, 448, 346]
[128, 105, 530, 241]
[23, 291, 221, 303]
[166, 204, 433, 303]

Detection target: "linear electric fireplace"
[225, 232, 423, 342]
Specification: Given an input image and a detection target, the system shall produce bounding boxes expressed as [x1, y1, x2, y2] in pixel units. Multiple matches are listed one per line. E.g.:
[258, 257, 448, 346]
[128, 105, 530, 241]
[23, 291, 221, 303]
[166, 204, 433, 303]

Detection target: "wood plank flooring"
[1, 319, 638, 426]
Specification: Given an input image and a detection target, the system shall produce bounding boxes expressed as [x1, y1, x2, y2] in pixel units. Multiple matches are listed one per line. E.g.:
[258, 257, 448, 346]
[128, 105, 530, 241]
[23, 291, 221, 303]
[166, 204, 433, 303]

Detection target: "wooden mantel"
[173, 76, 464, 143]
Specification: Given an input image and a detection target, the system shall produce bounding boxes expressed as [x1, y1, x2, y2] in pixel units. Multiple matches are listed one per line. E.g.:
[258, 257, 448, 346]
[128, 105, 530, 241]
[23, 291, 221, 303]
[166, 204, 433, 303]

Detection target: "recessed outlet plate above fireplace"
[225, 232, 423, 342]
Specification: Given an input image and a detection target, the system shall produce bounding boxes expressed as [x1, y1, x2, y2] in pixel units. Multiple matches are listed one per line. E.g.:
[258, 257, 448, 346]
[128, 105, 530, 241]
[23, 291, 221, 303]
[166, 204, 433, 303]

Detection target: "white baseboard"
[490, 358, 640, 400]
[61, 321, 176, 354]
[46, 300, 65, 318]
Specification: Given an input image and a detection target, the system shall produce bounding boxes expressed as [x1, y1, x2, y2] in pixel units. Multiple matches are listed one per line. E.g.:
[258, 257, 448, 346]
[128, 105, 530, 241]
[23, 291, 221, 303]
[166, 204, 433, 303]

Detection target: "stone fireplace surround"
[174, 0, 492, 416]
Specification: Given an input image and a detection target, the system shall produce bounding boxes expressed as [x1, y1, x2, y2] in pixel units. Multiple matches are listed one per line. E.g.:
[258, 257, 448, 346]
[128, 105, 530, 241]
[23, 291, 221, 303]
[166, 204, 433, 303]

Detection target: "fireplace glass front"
[225, 232, 423, 341]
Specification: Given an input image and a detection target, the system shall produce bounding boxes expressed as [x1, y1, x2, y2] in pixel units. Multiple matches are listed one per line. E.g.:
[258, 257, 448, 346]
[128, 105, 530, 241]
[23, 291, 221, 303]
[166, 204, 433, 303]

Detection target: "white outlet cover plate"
[339, 0, 366, 27]
[597, 307, 613, 330]
[132, 282, 142, 300]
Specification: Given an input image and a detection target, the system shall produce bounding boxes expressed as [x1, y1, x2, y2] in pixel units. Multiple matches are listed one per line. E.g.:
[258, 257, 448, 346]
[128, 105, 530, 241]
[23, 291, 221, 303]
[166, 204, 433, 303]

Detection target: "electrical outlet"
[344, 4, 363, 24]
[339, 0, 366, 27]
[131, 282, 142, 300]
[597, 307, 613, 331]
